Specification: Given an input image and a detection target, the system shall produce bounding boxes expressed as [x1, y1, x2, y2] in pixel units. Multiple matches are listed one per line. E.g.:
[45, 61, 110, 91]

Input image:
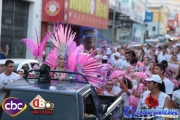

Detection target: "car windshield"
[1, 90, 77, 120]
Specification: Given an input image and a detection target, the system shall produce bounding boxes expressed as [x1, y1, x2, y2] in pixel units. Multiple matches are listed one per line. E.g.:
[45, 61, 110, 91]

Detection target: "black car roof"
[4, 79, 90, 95]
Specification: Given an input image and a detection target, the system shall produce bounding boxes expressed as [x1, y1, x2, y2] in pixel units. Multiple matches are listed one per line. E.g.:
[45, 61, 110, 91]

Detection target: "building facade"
[145, 6, 168, 37]
[0, 0, 42, 58]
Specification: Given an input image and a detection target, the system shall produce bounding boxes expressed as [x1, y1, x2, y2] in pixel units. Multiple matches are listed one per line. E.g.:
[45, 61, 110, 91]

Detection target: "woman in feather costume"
[45, 24, 105, 89]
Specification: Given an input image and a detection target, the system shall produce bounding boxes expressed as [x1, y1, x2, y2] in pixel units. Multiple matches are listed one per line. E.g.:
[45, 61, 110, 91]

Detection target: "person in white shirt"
[144, 44, 151, 55]
[137, 75, 170, 111]
[157, 46, 170, 63]
[111, 52, 122, 69]
[0, 60, 20, 88]
[120, 51, 131, 70]
[171, 83, 180, 109]
[154, 63, 174, 98]
[155, 46, 162, 56]
[17, 69, 24, 79]
[139, 57, 150, 72]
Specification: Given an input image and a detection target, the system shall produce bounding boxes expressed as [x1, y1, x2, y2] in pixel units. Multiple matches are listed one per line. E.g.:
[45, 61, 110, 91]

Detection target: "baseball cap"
[18, 69, 24, 73]
[114, 52, 120, 58]
[102, 56, 108, 60]
[145, 75, 162, 84]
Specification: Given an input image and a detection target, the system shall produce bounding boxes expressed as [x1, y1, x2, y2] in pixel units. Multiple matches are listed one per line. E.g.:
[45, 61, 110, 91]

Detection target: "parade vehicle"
[0, 64, 123, 120]
[0, 59, 39, 73]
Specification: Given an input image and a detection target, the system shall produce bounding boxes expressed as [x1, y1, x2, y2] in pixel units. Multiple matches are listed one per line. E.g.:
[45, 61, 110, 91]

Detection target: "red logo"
[29, 95, 54, 115]
[45, 1, 60, 16]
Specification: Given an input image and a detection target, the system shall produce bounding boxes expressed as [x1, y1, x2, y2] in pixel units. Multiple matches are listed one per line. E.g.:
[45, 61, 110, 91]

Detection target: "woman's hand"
[58, 74, 65, 81]
[96, 89, 103, 95]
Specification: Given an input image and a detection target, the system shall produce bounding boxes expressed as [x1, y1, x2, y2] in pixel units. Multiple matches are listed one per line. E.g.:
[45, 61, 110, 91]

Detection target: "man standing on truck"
[0, 60, 20, 88]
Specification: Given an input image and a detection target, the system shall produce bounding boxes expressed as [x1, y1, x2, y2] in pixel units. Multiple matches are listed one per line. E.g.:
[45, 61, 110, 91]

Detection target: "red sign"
[65, 0, 109, 29]
[42, 0, 64, 22]
[168, 20, 175, 30]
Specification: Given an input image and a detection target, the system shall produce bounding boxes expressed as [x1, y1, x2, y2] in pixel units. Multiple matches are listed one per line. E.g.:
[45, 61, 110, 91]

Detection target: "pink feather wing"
[38, 32, 52, 56]
[45, 48, 58, 69]
[20, 39, 38, 57]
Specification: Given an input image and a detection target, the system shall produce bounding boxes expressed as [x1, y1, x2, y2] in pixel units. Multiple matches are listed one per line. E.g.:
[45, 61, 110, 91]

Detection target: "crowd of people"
[0, 23, 180, 119]
[93, 40, 180, 119]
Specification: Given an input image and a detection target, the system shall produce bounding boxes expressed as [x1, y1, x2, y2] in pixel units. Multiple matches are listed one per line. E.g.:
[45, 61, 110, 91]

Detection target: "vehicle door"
[80, 87, 102, 120]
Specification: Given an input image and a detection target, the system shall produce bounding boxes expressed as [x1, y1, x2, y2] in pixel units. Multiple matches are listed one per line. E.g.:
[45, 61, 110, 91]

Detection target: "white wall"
[24, 0, 42, 58]
[145, 22, 163, 37]
[0, 0, 2, 46]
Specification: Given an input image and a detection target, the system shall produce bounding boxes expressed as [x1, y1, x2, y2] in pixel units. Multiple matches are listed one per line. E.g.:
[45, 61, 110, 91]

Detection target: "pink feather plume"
[21, 31, 52, 58]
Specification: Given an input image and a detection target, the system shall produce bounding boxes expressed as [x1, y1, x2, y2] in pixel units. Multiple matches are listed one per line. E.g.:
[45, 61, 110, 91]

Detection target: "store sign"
[66, 0, 109, 29]
[109, 0, 121, 12]
[120, 0, 130, 16]
[144, 12, 153, 22]
[42, 0, 64, 22]
[130, 0, 145, 24]
[168, 20, 175, 30]
[178, 14, 180, 27]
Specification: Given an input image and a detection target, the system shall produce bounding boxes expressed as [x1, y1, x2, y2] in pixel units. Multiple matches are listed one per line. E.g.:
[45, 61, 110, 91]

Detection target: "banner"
[144, 12, 153, 22]
[120, 0, 130, 16]
[66, 0, 109, 29]
[168, 20, 175, 30]
[130, 0, 145, 24]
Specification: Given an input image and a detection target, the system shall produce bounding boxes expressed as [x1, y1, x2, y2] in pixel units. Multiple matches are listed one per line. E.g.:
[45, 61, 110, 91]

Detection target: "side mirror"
[85, 115, 97, 120]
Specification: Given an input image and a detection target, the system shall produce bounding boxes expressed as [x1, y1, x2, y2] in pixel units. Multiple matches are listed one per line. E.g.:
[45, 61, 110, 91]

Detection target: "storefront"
[130, 0, 145, 43]
[41, 0, 109, 52]
[0, 0, 42, 58]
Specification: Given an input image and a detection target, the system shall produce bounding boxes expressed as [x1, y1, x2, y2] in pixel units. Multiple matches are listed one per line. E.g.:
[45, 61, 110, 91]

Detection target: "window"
[30, 63, 39, 69]
[153, 27, 156, 31]
[84, 94, 97, 118]
[22, 64, 29, 74]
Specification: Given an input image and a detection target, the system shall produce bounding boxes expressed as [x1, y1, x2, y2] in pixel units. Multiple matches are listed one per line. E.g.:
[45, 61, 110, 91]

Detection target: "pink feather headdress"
[21, 30, 52, 60]
[49, 24, 76, 57]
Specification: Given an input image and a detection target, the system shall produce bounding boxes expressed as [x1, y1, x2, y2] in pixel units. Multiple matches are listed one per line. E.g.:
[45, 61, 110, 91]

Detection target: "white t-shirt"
[121, 89, 131, 106]
[157, 54, 170, 63]
[0, 72, 20, 87]
[144, 48, 150, 54]
[111, 59, 123, 69]
[168, 63, 179, 72]
[103, 90, 114, 96]
[172, 89, 180, 101]
[120, 60, 130, 70]
[138, 91, 169, 109]
[113, 85, 121, 95]
[163, 77, 174, 95]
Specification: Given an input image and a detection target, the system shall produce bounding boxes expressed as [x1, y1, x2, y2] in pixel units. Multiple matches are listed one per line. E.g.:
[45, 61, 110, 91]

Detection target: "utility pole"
[144, 0, 148, 42]
[112, 0, 118, 44]
[158, 6, 162, 35]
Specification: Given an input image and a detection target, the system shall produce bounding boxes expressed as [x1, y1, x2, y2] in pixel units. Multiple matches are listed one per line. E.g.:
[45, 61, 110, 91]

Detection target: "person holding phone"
[0, 45, 9, 59]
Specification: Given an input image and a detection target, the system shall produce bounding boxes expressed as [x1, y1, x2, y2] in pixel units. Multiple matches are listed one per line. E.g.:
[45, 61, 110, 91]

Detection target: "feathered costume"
[21, 24, 105, 89]
[45, 24, 104, 89]
[21, 30, 52, 62]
